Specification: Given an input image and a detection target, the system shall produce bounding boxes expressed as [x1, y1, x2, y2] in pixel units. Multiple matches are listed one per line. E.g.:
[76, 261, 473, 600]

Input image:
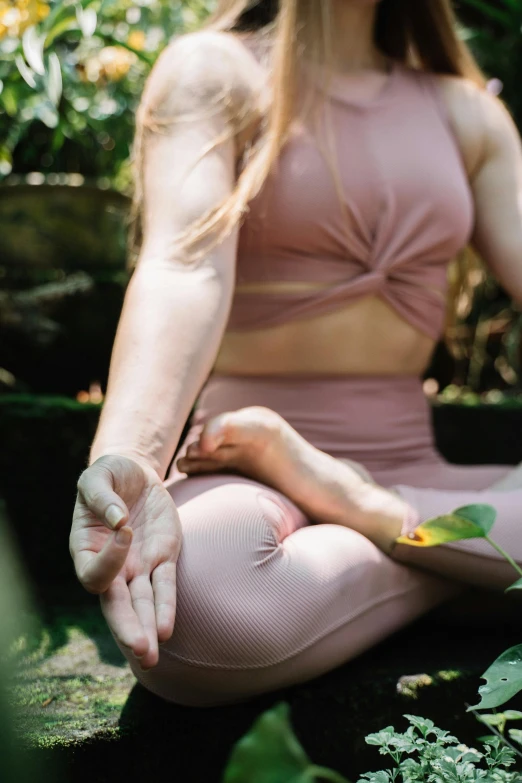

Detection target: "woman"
[70, 0, 522, 707]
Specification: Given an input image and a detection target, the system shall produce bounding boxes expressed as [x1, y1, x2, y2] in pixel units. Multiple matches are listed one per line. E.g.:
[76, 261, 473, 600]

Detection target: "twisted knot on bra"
[228, 258, 448, 340]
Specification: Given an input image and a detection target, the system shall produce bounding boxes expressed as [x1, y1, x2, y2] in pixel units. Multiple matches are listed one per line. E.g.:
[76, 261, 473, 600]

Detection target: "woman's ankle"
[343, 483, 410, 555]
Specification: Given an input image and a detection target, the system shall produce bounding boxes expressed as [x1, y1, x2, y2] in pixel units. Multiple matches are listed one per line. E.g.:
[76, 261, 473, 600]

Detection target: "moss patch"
[8, 604, 134, 749]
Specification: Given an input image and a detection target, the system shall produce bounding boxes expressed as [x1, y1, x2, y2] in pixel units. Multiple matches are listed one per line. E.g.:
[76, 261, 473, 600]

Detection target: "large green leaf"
[222, 703, 313, 783]
[469, 645, 522, 710]
[396, 505, 496, 547]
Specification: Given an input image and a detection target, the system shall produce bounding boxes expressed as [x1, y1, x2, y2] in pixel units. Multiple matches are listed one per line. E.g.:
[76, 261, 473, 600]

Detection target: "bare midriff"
[214, 285, 437, 376]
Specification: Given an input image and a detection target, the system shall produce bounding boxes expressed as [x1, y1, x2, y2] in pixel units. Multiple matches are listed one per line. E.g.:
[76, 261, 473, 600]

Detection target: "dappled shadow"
[12, 590, 126, 670]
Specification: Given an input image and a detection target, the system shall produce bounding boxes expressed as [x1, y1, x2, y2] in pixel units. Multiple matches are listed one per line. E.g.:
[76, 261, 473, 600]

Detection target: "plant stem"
[308, 765, 353, 783]
[470, 708, 522, 761]
[485, 537, 522, 579]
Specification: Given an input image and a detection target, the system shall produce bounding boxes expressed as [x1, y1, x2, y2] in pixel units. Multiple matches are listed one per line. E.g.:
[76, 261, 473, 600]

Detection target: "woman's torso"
[214, 42, 475, 377]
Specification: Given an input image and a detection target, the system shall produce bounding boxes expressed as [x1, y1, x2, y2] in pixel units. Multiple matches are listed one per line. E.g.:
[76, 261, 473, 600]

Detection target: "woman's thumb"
[77, 460, 130, 530]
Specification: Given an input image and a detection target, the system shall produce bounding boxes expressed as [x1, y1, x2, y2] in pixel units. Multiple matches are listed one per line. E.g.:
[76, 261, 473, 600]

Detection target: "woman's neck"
[327, 0, 386, 73]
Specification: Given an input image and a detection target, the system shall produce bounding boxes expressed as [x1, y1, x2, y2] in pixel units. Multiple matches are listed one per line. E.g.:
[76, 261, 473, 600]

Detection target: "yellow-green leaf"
[396, 504, 496, 548]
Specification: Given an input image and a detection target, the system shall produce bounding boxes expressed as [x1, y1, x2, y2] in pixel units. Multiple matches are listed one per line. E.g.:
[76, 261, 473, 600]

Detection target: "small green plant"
[397, 503, 522, 711]
[221, 706, 521, 783]
[359, 715, 518, 783]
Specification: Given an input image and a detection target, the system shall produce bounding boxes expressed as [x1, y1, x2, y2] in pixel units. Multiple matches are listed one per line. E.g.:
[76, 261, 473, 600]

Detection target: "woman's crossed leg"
[125, 406, 522, 706]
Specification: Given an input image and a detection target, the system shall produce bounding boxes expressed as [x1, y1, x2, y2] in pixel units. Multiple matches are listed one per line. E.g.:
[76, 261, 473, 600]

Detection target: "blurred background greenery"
[0, 0, 209, 187]
[1, 0, 522, 400]
[1, 0, 522, 402]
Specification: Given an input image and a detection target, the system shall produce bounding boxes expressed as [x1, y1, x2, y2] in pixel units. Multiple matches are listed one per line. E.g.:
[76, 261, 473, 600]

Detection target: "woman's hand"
[70, 455, 182, 669]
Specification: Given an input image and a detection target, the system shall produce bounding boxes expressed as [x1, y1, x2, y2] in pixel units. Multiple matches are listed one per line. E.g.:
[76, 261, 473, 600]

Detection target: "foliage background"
[0, 0, 209, 188]
[2, 0, 522, 399]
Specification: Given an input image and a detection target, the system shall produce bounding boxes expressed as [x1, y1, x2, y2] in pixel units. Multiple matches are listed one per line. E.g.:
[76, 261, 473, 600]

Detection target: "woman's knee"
[164, 479, 308, 668]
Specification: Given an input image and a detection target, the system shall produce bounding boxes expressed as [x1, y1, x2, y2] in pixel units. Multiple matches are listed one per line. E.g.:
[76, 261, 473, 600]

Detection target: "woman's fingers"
[76, 459, 131, 531]
[74, 527, 133, 594]
[129, 574, 159, 669]
[100, 577, 149, 657]
[152, 560, 177, 642]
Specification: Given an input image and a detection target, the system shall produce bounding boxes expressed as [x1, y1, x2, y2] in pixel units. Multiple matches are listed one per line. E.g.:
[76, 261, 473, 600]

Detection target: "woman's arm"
[89, 31, 264, 478]
[440, 76, 522, 303]
[469, 91, 522, 303]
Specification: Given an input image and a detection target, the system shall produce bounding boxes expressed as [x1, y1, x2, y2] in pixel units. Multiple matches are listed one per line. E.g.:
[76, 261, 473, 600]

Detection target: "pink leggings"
[125, 375, 522, 706]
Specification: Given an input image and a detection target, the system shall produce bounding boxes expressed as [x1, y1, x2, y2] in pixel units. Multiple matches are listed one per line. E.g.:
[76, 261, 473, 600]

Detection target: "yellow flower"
[127, 30, 145, 52]
[0, 0, 49, 39]
[81, 46, 137, 84]
[98, 46, 136, 81]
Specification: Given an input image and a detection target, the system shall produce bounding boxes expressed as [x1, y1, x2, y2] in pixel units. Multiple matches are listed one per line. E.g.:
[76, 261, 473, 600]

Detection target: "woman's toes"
[199, 408, 283, 455]
[199, 414, 230, 453]
[177, 457, 215, 474]
[177, 445, 239, 475]
[186, 442, 201, 459]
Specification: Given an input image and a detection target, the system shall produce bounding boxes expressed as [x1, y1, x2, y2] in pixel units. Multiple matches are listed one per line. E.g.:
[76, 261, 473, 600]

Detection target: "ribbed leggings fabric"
[120, 376, 522, 706]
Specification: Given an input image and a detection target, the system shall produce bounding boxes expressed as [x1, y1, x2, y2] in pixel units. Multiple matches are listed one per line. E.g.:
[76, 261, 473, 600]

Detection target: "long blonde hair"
[131, 0, 487, 336]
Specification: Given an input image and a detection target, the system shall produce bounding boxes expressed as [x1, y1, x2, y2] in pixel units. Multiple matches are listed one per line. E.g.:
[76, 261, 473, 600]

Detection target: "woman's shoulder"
[429, 73, 508, 179]
[141, 29, 269, 125]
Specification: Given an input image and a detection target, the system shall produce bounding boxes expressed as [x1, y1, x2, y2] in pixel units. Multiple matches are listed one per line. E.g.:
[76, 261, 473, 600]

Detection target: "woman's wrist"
[88, 447, 164, 479]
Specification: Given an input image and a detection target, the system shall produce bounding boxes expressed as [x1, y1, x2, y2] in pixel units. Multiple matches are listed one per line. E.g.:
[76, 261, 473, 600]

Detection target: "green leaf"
[396, 505, 496, 547]
[44, 17, 80, 48]
[480, 714, 506, 728]
[15, 55, 37, 90]
[357, 773, 391, 783]
[505, 578, 522, 593]
[503, 710, 522, 721]
[76, 6, 97, 37]
[508, 729, 522, 746]
[452, 505, 497, 535]
[469, 645, 522, 710]
[404, 715, 435, 737]
[222, 703, 313, 783]
[0, 85, 18, 116]
[0, 144, 13, 177]
[22, 26, 45, 76]
[47, 53, 62, 106]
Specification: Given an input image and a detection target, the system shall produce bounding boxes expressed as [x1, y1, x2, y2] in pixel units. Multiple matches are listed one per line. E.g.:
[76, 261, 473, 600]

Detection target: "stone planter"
[433, 399, 522, 465]
[0, 184, 129, 395]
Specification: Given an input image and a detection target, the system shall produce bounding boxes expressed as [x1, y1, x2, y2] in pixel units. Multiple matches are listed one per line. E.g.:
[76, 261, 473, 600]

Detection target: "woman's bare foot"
[176, 406, 408, 553]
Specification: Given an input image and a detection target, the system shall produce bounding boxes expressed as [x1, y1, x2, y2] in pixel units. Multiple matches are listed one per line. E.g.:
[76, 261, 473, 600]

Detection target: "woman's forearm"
[89, 257, 234, 479]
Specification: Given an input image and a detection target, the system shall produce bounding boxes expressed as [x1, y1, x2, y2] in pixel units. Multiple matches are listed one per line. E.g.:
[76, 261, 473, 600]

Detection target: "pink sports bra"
[227, 60, 474, 340]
